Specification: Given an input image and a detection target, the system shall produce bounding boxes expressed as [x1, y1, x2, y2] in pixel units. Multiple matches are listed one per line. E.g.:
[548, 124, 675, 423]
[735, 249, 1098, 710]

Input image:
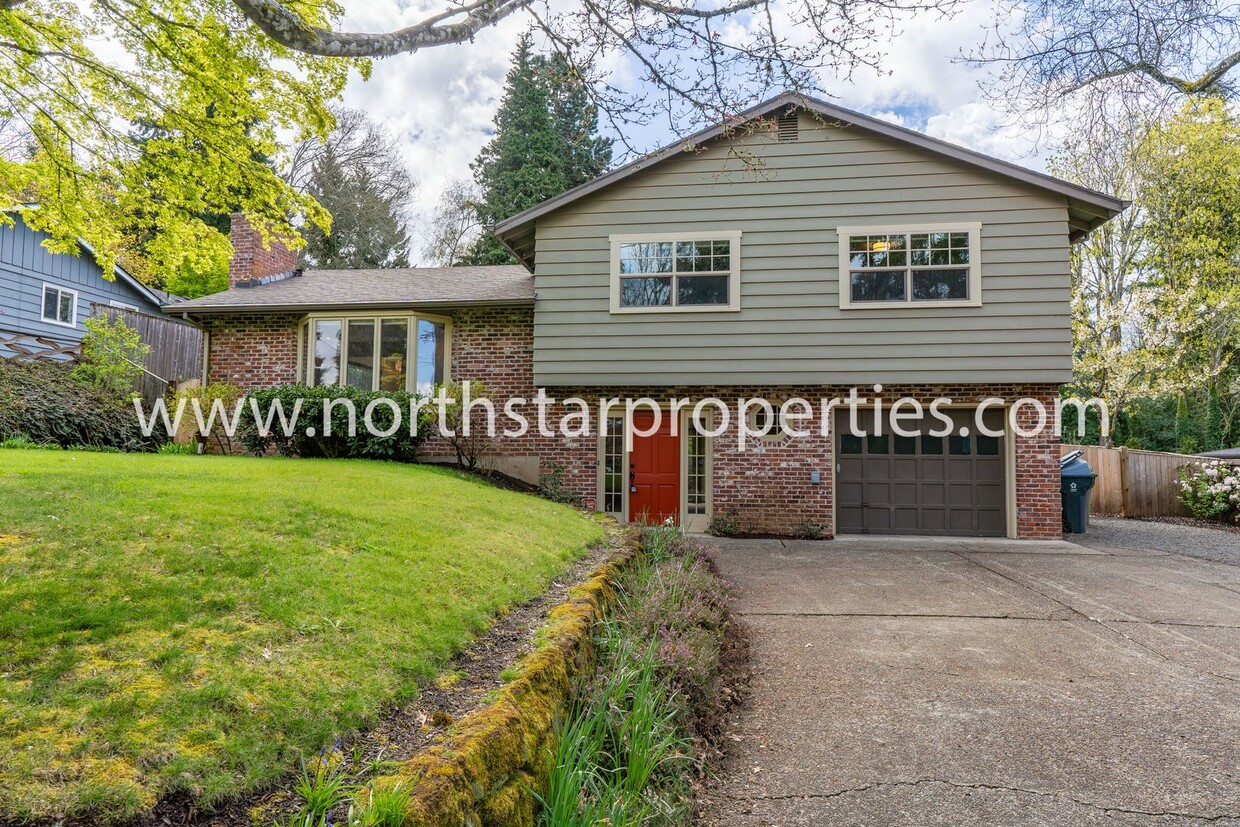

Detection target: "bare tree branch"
[229, 0, 537, 56]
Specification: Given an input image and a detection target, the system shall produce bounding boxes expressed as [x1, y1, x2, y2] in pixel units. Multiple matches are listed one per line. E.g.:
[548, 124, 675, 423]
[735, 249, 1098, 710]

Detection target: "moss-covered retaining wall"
[376, 525, 639, 827]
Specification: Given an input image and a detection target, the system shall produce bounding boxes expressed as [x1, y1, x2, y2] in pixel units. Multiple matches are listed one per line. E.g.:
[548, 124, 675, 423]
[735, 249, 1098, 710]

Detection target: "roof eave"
[163, 296, 536, 316]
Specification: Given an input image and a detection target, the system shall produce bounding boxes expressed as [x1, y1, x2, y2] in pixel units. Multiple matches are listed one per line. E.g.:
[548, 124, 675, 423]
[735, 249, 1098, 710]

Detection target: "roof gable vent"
[775, 112, 799, 142]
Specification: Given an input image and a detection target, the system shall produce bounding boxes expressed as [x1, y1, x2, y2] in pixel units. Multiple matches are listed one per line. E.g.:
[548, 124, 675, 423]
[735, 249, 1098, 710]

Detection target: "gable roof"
[493, 92, 1127, 269]
[73, 236, 176, 308]
[165, 264, 533, 314]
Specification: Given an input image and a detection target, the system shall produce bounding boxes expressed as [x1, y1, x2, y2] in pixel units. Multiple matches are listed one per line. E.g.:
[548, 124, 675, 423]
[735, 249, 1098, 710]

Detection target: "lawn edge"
[373, 522, 641, 826]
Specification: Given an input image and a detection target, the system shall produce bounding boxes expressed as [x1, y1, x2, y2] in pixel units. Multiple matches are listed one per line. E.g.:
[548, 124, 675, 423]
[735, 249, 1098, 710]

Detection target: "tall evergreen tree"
[459, 36, 612, 265]
[301, 144, 412, 269]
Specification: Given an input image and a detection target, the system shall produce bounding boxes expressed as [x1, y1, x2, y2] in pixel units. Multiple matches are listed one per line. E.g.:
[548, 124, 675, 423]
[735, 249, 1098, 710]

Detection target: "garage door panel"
[892, 482, 920, 505]
[948, 483, 976, 506]
[977, 483, 1004, 508]
[836, 408, 1007, 537]
[949, 509, 976, 531]
[977, 509, 1005, 533]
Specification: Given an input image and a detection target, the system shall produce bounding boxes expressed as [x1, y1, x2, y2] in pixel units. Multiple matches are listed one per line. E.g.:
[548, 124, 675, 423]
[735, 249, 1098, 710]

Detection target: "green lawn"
[0, 451, 603, 823]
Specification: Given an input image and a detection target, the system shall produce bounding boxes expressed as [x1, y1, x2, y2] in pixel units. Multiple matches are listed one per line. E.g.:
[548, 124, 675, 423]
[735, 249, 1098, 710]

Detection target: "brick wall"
[200, 305, 1063, 539]
[228, 214, 299, 289]
[437, 308, 1062, 539]
[200, 312, 300, 388]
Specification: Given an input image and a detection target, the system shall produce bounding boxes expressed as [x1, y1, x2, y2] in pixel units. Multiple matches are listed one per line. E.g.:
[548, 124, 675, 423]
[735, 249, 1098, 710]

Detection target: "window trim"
[836, 222, 982, 310]
[609, 231, 742, 314]
[299, 310, 452, 393]
[40, 283, 78, 327]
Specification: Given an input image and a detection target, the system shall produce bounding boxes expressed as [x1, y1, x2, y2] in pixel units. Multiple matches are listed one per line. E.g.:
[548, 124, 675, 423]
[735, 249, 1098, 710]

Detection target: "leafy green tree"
[459, 35, 611, 265]
[0, 0, 359, 283]
[1140, 97, 1240, 390]
[74, 316, 150, 396]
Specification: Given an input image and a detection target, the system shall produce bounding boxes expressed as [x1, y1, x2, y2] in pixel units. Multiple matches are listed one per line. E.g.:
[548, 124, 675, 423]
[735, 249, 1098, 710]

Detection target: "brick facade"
[198, 305, 1063, 539]
[201, 312, 300, 388]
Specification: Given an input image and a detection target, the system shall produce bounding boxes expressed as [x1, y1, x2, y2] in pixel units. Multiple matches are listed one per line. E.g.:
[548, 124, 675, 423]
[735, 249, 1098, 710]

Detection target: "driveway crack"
[721, 778, 1239, 821]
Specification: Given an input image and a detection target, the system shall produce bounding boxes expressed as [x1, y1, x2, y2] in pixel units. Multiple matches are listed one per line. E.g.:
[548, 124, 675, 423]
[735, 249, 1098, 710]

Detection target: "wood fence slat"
[1062, 444, 1198, 518]
[90, 304, 203, 406]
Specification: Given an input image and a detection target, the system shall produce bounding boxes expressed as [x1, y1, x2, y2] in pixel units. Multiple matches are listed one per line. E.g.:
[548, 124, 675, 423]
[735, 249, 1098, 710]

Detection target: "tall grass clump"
[538, 527, 739, 826]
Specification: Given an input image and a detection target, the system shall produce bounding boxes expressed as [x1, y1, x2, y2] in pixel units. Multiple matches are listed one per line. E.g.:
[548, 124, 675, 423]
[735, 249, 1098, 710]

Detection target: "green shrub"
[793, 520, 825, 540]
[537, 463, 581, 506]
[157, 441, 199, 455]
[73, 315, 149, 395]
[0, 360, 160, 451]
[238, 384, 430, 461]
[1177, 460, 1240, 521]
[706, 509, 741, 537]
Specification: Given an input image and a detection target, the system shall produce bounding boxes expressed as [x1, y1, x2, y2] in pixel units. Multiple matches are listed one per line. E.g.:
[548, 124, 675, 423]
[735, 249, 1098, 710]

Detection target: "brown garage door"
[835, 408, 1006, 537]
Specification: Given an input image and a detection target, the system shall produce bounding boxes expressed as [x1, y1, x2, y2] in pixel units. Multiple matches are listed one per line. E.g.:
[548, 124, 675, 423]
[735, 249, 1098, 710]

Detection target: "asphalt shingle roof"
[164, 265, 533, 314]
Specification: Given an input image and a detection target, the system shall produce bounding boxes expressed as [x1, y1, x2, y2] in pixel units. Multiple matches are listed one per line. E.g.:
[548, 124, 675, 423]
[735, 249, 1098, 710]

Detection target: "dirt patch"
[117, 534, 618, 827]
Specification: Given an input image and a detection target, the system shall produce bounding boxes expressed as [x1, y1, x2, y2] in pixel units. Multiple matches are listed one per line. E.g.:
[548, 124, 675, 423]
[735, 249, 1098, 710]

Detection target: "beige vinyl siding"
[532, 113, 1074, 386]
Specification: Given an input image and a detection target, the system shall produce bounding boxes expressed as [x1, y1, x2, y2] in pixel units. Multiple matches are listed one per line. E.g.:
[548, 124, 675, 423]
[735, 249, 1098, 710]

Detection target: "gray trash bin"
[1060, 451, 1096, 534]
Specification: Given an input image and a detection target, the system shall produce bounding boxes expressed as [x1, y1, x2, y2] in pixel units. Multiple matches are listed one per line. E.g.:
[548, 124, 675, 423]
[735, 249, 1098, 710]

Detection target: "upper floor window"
[610, 232, 741, 313]
[41, 284, 77, 326]
[302, 313, 449, 394]
[836, 223, 982, 310]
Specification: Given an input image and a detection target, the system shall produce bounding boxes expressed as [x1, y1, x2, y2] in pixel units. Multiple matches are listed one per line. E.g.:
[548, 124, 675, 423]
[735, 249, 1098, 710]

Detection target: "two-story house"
[1, 212, 172, 356]
[166, 93, 1124, 540]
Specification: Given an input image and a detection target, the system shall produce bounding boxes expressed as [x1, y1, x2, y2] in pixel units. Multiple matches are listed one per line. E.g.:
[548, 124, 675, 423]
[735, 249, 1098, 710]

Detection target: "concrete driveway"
[700, 526, 1240, 826]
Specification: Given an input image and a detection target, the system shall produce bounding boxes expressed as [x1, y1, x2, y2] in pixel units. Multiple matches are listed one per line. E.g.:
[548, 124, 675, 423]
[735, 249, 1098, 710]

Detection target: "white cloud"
[330, 0, 1056, 261]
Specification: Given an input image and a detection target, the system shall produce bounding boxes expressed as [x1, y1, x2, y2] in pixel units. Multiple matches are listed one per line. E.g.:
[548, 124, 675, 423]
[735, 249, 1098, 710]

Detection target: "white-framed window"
[609, 231, 742, 313]
[41, 283, 78, 327]
[300, 312, 450, 394]
[836, 223, 982, 309]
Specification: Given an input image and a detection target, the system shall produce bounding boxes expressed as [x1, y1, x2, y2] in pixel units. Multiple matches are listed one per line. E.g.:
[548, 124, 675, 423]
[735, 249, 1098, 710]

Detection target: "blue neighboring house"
[0, 212, 172, 355]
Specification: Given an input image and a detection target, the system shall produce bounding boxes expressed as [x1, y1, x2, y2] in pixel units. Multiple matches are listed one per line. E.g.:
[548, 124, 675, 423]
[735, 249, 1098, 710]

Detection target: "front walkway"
[700, 531, 1240, 826]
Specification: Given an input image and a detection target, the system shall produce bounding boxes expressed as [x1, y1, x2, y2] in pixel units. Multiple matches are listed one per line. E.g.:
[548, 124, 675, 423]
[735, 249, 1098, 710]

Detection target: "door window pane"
[620, 276, 673, 307]
[313, 320, 342, 386]
[603, 417, 625, 514]
[686, 428, 708, 515]
[894, 435, 917, 455]
[378, 319, 408, 392]
[912, 269, 969, 301]
[921, 434, 944, 455]
[417, 319, 446, 394]
[346, 319, 376, 390]
[850, 271, 906, 302]
[867, 433, 890, 454]
[949, 434, 972, 455]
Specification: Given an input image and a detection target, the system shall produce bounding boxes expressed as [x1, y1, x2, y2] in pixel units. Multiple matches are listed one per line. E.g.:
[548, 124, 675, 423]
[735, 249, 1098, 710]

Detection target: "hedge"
[0, 360, 159, 450]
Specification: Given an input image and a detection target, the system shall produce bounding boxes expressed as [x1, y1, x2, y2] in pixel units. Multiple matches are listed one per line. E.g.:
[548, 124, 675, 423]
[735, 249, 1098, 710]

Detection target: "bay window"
[304, 313, 448, 393]
[836, 223, 982, 309]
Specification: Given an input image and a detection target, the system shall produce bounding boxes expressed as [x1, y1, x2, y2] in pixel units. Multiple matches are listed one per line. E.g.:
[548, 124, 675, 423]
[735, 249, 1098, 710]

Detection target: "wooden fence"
[91, 304, 203, 406]
[1062, 444, 1200, 518]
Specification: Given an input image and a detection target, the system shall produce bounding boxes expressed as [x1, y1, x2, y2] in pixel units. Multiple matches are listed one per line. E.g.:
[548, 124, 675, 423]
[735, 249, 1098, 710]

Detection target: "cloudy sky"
[336, 0, 1048, 263]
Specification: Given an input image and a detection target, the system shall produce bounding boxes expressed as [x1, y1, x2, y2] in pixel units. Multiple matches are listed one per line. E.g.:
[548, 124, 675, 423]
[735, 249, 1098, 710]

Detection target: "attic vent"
[775, 112, 799, 142]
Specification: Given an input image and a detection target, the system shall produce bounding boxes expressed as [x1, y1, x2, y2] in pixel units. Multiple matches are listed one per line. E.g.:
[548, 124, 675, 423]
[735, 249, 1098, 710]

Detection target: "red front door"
[628, 411, 681, 525]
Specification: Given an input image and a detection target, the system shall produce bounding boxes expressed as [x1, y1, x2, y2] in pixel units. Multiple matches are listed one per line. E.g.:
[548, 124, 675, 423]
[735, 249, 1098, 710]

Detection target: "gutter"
[163, 297, 537, 315]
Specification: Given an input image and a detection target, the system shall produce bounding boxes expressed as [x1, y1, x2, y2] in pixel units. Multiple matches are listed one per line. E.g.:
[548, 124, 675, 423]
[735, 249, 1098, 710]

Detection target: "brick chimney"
[228, 213, 300, 289]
